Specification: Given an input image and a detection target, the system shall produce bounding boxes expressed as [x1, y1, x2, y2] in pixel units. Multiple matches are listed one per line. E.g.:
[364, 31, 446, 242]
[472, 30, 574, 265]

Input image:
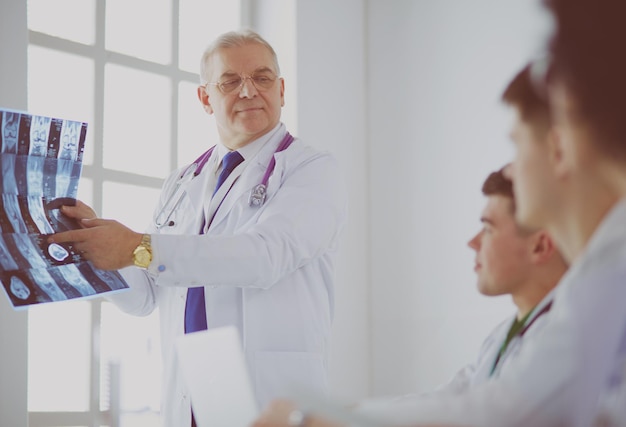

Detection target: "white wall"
[366, 0, 551, 394]
[0, 0, 29, 425]
[272, 0, 552, 401]
[248, 0, 299, 135]
[295, 0, 371, 400]
[288, 0, 551, 400]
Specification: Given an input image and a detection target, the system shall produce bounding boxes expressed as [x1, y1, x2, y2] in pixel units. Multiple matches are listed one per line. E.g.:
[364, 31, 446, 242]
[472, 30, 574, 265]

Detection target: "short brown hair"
[544, 0, 626, 161]
[482, 167, 515, 213]
[501, 64, 550, 128]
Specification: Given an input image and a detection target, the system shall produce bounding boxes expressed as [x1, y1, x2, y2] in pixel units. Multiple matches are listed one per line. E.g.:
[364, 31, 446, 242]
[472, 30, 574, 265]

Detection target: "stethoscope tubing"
[154, 132, 294, 229]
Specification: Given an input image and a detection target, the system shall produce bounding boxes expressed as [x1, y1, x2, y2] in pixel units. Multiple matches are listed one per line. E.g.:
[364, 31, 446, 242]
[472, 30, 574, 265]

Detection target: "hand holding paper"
[48, 216, 143, 270]
[60, 200, 98, 226]
[0, 108, 129, 309]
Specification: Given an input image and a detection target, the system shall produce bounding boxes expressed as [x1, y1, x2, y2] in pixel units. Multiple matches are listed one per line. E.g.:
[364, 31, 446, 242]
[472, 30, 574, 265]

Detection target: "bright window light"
[27, 0, 96, 45]
[105, 0, 172, 64]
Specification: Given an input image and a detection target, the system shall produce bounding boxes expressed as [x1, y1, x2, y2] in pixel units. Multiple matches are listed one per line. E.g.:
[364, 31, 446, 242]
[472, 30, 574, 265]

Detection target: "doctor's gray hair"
[199, 29, 281, 84]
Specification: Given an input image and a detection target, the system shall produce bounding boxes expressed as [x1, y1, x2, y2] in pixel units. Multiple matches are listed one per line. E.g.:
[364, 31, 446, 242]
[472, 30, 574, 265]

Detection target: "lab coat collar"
[205, 123, 289, 232]
[214, 122, 285, 164]
[527, 287, 557, 324]
[571, 197, 626, 277]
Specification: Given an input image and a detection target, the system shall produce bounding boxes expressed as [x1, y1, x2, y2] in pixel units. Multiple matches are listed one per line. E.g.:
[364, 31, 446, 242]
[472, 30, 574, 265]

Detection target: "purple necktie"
[212, 150, 244, 196]
[184, 150, 244, 334]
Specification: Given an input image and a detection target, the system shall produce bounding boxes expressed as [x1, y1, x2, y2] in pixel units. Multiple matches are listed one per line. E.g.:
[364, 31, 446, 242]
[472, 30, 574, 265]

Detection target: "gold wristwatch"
[132, 234, 152, 269]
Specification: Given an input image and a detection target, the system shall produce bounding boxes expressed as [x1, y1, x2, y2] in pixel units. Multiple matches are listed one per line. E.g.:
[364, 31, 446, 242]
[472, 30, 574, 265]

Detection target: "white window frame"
[26, 1, 249, 426]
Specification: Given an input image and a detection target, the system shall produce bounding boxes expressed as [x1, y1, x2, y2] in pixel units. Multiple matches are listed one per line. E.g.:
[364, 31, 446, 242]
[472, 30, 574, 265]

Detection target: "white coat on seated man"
[252, 165, 567, 427]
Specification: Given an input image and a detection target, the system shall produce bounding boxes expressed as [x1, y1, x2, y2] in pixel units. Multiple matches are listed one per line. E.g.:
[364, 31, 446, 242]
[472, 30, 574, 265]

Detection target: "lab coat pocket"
[254, 350, 328, 409]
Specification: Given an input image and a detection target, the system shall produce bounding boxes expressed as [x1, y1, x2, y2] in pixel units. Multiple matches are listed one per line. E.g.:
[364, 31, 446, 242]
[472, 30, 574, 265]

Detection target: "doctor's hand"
[48, 218, 143, 270]
[59, 200, 98, 227]
[251, 399, 345, 427]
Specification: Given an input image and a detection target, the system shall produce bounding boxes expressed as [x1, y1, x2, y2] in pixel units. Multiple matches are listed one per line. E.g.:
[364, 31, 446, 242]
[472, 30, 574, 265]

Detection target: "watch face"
[134, 247, 151, 267]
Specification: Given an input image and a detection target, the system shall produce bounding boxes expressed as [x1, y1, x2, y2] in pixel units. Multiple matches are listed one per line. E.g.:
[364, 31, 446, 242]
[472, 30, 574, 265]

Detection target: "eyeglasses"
[206, 71, 279, 94]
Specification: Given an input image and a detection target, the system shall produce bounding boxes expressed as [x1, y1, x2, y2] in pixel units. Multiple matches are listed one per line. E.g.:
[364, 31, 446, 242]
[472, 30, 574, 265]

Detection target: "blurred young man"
[518, 0, 626, 424]
[252, 167, 567, 427]
[499, 18, 626, 421]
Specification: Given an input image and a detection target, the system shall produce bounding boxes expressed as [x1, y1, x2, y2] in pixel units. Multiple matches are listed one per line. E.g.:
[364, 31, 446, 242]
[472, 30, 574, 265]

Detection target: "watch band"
[132, 234, 152, 268]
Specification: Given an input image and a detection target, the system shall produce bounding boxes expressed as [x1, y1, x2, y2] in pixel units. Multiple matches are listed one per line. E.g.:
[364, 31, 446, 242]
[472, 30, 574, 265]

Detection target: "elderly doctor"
[49, 29, 348, 427]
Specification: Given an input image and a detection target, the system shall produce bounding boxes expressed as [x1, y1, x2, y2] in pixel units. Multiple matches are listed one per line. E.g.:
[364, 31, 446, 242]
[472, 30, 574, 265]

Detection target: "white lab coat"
[596, 380, 626, 427]
[356, 291, 554, 411]
[108, 123, 348, 427]
[355, 199, 626, 427]
[594, 315, 626, 426]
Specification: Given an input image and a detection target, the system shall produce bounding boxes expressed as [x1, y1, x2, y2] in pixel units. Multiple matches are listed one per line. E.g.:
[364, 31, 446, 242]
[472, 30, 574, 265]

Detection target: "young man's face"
[468, 195, 534, 297]
[507, 110, 558, 230]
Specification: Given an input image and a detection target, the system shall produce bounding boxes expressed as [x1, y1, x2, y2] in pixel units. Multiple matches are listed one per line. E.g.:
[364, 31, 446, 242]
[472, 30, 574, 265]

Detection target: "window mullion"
[170, 0, 180, 172]
[90, 1, 107, 426]
[91, 301, 103, 426]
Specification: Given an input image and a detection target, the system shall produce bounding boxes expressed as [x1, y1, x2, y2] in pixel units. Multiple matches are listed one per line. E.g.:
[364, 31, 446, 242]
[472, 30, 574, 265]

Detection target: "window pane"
[100, 303, 161, 424]
[27, 0, 96, 45]
[106, 0, 171, 64]
[178, 0, 241, 73]
[27, 45, 95, 166]
[103, 64, 171, 177]
[102, 181, 161, 231]
[177, 81, 219, 167]
[77, 176, 94, 207]
[28, 301, 91, 412]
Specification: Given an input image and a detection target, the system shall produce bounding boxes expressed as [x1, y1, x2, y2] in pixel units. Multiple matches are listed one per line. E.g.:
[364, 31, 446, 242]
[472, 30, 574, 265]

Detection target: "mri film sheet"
[0, 108, 129, 309]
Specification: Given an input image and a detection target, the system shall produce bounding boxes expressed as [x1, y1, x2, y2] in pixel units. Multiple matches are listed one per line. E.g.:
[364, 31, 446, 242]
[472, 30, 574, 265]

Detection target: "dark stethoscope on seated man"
[154, 132, 294, 229]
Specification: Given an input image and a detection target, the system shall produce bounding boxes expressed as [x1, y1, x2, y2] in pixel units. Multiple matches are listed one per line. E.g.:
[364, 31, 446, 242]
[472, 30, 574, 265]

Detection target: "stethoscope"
[489, 299, 554, 376]
[154, 132, 294, 229]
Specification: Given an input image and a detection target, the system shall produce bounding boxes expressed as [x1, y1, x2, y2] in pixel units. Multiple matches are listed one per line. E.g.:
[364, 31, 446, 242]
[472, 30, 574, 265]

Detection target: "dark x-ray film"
[0, 108, 129, 309]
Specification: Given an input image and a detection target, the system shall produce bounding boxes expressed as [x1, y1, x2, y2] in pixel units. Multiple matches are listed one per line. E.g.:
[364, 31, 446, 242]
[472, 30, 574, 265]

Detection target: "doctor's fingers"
[47, 220, 121, 247]
[251, 402, 346, 427]
[60, 201, 98, 224]
[58, 227, 140, 270]
[47, 228, 92, 245]
[251, 400, 296, 427]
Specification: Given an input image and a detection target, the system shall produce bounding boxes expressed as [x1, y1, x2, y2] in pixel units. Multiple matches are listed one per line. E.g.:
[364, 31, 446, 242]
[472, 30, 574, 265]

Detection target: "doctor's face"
[198, 43, 285, 150]
[468, 195, 534, 297]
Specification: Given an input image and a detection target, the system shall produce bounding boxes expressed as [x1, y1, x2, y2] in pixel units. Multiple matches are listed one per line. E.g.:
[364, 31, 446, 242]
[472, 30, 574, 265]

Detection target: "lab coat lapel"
[204, 161, 248, 227]
[181, 149, 217, 232]
[206, 137, 280, 232]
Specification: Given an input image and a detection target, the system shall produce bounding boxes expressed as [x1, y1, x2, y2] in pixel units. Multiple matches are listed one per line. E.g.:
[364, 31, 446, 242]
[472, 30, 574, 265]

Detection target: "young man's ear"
[197, 85, 214, 114]
[531, 230, 555, 262]
[546, 126, 568, 179]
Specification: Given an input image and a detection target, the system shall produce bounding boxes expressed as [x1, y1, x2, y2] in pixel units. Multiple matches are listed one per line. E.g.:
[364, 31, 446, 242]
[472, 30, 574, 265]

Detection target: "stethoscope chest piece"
[248, 184, 267, 207]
